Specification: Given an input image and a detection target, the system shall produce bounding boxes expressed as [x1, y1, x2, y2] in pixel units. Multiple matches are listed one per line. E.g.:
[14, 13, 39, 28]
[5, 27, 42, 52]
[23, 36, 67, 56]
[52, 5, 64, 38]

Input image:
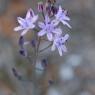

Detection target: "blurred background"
[0, 0, 95, 95]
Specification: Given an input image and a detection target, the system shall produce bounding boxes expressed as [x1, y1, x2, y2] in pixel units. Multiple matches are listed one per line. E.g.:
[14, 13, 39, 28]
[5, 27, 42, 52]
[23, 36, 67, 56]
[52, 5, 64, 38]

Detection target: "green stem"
[39, 43, 52, 53]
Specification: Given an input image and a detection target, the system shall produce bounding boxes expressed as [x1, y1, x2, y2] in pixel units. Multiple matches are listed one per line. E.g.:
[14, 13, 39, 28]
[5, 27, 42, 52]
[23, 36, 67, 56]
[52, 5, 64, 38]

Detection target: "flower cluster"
[14, 1, 71, 56]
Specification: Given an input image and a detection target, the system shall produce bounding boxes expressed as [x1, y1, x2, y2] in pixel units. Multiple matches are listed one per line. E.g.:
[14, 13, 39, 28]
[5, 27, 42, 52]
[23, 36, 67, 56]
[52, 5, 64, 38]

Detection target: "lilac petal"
[30, 9, 35, 17]
[26, 8, 34, 19]
[14, 26, 23, 31]
[62, 34, 69, 43]
[32, 15, 38, 23]
[61, 20, 71, 28]
[26, 9, 31, 19]
[58, 47, 62, 56]
[62, 45, 67, 52]
[64, 10, 67, 15]
[51, 19, 59, 26]
[47, 33, 53, 41]
[30, 24, 35, 29]
[51, 44, 56, 51]
[21, 29, 28, 36]
[38, 22, 45, 28]
[57, 6, 63, 15]
[53, 28, 62, 35]
[38, 30, 46, 36]
[63, 16, 70, 21]
[17, 17, 26, 26]
[26, 8, 35, 18]
[45, 15, 50, 23]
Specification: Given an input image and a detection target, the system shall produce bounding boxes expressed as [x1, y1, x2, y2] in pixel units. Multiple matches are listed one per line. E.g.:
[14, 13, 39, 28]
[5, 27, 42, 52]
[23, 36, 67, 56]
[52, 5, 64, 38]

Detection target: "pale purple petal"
[26, 9, 32, 19]
[62, 34, 69, 43]
[51, 44, 56, 51]
[38, 22, 45, 28]
[58, 47, 62, 56]
[21, 29, 29, 36]
[62, 45, 67, 52]
[14, 26, 23, 31]
[45, 15, 50, 23]
[38, 30, 46, 36]
[32, 15, 38, 23]
[58, 6, 63, 15]
[61, 20, 71, 28]
[26, 8, 35, 19]
[63, 16, 70, 21]
[17, 17, 26, 26]
[52, 28, 62, 35]
[47, 33, 53, 41]
[30, 24, 35, 29]
[51, 19, 59, 26]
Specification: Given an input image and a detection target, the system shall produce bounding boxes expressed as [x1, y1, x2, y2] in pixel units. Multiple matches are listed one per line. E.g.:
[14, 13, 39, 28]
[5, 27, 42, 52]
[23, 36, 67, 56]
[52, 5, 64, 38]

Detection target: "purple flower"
[38, 15, 61, 41]
[51, 34, 69, 56]
[14, 8, 38, 36]
[55, 6, 71, 28]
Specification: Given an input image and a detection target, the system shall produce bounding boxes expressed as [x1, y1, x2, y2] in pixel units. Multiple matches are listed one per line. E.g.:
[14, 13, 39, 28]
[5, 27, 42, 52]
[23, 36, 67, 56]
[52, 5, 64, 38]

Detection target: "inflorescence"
[14, 0, 71, 57]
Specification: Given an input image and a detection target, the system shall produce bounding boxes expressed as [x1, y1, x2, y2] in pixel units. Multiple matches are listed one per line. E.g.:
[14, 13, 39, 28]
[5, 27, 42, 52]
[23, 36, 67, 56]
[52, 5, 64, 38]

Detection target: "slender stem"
[42, 11, 45, 20]
[39, 43, 52, 53]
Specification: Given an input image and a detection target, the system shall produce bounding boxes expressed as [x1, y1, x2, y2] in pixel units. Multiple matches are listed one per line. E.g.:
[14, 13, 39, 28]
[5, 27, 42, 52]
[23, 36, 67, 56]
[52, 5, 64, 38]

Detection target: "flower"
[55, 6, 71, 28]
[38, 15, 61, 41]
[14, 8, 38, 36]
[51, 34, 69, 56]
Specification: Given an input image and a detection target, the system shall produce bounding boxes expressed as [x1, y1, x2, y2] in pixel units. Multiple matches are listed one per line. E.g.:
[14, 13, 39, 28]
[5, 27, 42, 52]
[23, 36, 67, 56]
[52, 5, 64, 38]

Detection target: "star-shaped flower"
[51, 34, 69, 56]
[38, 15, 61, 41]
[55, 6, 71, 28]
[14, 8, 38, 36]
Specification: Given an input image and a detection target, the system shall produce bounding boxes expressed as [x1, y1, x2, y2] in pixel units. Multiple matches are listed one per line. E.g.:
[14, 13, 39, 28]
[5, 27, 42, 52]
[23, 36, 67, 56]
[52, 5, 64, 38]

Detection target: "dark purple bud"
[38, 2, 44, 12]
[51, 6, 57, 14]
[47, 0, 56, 4]
[19, 36, 24, 48]
[46, 5, 52, 15]
[19, 49, 27, 57]
[48, 80, 54, 85]
[41, 59, 48, 68]
[12, 68, 22, 80]
[12, 68, 18, 77]
[31, 39, 36, 47]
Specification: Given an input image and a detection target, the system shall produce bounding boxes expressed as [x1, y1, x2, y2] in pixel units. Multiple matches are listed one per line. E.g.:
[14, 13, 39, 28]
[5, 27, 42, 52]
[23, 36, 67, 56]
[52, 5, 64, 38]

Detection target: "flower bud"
[51, 6, 57, 14]
[38, 2, 44, 12]
[19, 49, 27, 57]
[41, 59, 48, 68]
[47, 0, 56, 4]
[31, 39, 36, 47]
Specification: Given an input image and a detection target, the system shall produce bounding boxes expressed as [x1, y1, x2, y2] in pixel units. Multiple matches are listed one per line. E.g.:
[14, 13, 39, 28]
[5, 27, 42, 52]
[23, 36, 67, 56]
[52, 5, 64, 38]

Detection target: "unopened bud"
[47, 0, 56, 4]
[51, 6, 57, 14]
[38, 2, 44, 12]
